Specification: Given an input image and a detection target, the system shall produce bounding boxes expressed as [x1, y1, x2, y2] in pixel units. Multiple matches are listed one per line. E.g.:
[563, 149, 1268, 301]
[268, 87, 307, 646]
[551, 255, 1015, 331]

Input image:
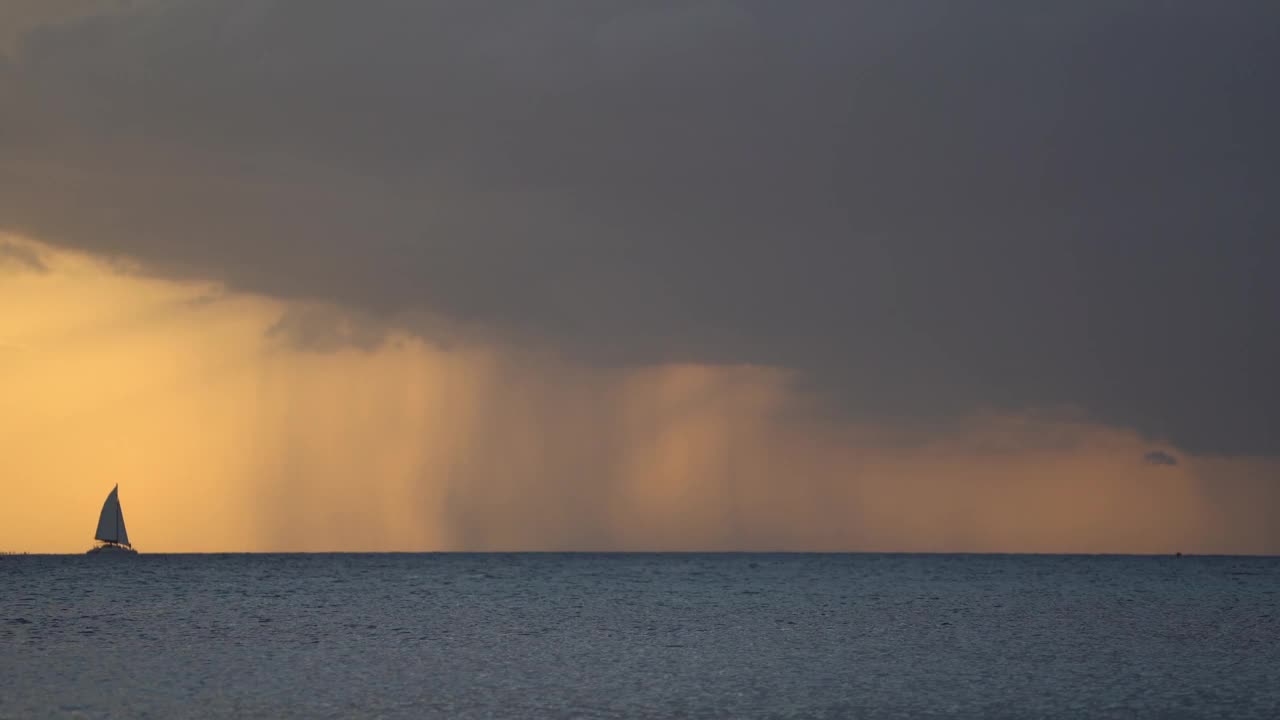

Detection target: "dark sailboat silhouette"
[87, 484, 137, 554]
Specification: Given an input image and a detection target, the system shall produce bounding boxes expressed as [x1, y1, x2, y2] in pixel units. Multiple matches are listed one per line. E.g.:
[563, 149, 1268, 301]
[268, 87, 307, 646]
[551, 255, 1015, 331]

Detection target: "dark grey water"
[2, 554, 1277, 718]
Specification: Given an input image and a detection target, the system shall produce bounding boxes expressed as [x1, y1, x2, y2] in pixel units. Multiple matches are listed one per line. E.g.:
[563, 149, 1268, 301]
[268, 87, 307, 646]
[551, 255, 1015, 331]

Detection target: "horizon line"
[4, 550, 1277, 558]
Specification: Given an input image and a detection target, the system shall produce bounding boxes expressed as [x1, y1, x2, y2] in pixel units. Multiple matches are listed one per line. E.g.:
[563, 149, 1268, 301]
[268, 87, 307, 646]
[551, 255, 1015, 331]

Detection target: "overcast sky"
[3, 0, 1277, 456]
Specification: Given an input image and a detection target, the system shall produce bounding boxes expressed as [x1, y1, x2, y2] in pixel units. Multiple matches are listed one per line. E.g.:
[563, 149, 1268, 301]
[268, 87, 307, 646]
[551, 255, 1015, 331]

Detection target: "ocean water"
[2, 554, 1277, 719]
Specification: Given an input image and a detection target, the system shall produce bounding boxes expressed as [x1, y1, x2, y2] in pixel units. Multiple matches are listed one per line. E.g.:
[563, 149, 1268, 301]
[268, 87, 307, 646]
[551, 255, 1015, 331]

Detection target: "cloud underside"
[1, 1, 1277, 454]
[0, 238, 47, 272]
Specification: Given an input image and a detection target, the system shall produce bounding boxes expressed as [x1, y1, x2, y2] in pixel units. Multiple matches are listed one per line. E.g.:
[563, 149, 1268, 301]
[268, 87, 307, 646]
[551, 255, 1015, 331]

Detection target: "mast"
[115, 484, 121, 545]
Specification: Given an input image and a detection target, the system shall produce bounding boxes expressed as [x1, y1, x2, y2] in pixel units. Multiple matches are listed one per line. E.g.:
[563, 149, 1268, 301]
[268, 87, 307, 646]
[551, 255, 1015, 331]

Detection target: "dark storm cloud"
[1, 1, 1277, 454]
[1144, 451, 1179, 467]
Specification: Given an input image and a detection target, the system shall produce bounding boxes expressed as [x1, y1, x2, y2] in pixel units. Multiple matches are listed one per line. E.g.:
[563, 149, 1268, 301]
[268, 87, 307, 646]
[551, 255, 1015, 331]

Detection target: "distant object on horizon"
[87, 484, 137, 555]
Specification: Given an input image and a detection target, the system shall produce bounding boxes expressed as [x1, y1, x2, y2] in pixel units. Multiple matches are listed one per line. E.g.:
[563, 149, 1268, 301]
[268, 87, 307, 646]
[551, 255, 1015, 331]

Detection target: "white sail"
[93, 485, 130, 546]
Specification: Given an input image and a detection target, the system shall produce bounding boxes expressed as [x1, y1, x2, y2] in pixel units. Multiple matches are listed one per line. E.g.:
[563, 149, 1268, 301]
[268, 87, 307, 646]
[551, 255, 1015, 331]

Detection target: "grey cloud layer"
[2, 1, 1277, 454]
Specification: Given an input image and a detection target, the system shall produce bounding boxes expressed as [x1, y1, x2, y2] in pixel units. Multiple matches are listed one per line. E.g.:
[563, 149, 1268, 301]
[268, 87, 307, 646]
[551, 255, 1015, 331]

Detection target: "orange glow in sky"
[2, 235, 1276, 554]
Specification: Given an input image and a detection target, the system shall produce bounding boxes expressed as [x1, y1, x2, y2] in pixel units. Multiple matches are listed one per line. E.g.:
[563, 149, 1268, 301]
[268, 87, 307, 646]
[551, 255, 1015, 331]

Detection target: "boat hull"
[87, 544, 137, 555]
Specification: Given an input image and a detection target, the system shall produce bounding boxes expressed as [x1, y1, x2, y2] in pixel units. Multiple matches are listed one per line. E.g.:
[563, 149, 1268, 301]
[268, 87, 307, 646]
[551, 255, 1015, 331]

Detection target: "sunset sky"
[2, 2, 1277, 553]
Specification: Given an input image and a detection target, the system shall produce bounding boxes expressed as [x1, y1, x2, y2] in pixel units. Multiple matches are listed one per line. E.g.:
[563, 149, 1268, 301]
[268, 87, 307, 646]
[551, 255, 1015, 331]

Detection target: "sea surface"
[2, 553, 1277, 718]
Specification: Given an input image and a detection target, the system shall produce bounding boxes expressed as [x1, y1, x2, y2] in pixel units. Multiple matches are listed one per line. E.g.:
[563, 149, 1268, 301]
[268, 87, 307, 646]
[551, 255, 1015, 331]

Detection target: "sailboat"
[87, 484, 137, 554]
